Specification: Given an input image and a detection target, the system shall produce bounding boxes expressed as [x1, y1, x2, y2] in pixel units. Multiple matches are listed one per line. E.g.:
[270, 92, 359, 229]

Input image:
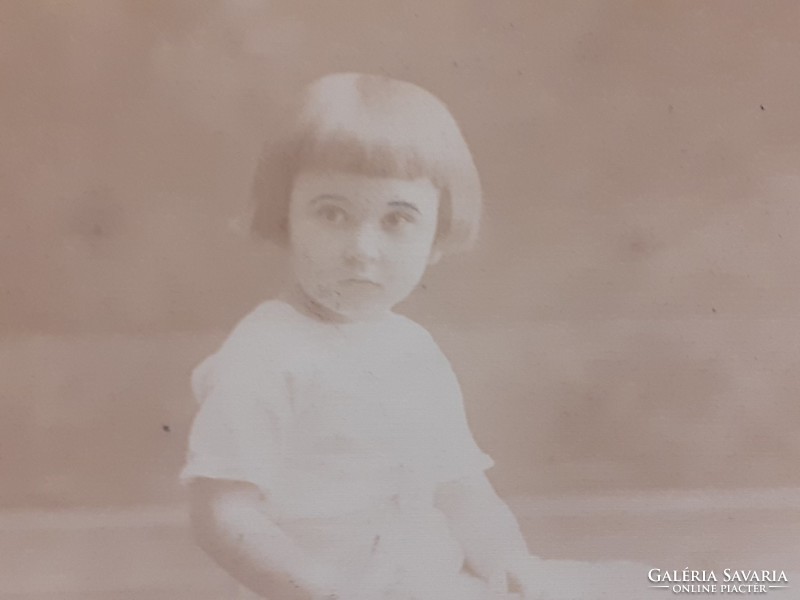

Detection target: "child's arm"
[436, 473, 535, 595]
[188, 478, 338, 600]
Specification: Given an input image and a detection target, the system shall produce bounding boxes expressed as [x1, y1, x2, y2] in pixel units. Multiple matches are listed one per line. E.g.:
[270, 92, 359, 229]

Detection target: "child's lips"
[342, 278, 382, 288]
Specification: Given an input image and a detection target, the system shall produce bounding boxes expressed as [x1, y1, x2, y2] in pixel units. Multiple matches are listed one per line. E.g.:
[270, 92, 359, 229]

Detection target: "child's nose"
[344, 225, 382, 264]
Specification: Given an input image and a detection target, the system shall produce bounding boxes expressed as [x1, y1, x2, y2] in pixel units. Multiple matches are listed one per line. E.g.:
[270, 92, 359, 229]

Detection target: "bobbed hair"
[250, 72, 482, 255]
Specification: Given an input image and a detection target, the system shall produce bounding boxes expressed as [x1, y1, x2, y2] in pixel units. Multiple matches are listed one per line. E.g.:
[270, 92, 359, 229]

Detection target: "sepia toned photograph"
[2, 2, 799, 598]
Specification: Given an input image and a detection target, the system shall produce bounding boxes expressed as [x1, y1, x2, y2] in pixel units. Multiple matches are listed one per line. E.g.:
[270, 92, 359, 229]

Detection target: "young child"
[180, 72, 537, 600]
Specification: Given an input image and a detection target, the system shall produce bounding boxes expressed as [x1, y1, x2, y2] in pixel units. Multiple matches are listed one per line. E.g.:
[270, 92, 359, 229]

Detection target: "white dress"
[181, 299, 497, 599]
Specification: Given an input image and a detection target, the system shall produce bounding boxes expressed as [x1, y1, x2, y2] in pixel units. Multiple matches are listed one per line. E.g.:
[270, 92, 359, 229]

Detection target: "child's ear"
[428, 246, 443, 265]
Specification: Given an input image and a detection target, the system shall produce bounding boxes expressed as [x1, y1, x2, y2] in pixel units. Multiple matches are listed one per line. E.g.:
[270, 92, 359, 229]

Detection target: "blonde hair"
[251, 72, 482, 255]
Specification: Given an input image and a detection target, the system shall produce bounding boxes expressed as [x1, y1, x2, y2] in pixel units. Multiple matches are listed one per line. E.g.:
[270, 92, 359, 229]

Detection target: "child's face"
[288, 170, 441, 321]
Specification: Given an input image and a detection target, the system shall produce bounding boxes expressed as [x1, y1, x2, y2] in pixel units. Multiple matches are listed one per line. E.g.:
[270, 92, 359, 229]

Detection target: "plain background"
[1, 1, 799, 596]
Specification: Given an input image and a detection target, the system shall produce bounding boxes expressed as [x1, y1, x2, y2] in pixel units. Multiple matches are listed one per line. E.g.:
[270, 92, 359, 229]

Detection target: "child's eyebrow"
[310, 194, 349, 206]
[388, 200, 420, 214]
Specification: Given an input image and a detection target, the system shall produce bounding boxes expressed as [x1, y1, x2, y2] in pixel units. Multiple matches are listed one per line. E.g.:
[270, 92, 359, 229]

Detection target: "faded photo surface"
[2, 2, 799, 599]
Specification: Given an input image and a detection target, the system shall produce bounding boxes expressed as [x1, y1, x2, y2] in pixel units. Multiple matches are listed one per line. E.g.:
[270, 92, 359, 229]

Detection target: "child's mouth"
[342, 278, 382, 288]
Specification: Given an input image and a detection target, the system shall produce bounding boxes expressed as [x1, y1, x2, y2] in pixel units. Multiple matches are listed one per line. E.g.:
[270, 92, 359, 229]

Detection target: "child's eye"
[316, 205, 348, 225]
[383, 211, 415, 230]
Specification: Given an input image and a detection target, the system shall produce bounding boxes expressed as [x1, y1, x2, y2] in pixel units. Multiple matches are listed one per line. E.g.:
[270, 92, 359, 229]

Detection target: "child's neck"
[279, 283, 392, 325]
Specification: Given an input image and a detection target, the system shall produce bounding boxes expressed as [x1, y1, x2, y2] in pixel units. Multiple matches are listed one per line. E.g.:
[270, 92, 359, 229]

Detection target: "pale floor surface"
[1, 491, 798, 599]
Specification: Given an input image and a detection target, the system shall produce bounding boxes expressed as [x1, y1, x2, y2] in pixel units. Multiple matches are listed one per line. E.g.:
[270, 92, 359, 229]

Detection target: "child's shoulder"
[212, 299, 307, 367]
[191, 301, 303, 401]
[227, 298, 297, 338]
[390, 312, 434, 342]
[389, 313, 449, 361]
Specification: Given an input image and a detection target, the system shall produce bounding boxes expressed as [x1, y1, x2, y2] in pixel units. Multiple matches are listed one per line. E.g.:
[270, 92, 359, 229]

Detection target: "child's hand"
[489, 553, 541, 600]
[296, 561, 343, 600]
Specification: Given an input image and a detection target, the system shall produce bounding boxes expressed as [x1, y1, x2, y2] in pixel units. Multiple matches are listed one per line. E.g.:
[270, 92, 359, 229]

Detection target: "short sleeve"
[413, 334, 494, 484]
[180, 321, 292, 492]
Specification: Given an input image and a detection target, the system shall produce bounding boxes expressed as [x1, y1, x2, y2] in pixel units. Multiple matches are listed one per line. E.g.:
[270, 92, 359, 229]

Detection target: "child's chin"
[332, 300, 393, 322]
[324, 290, 394, 320]
[339, 306, 391, 322]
